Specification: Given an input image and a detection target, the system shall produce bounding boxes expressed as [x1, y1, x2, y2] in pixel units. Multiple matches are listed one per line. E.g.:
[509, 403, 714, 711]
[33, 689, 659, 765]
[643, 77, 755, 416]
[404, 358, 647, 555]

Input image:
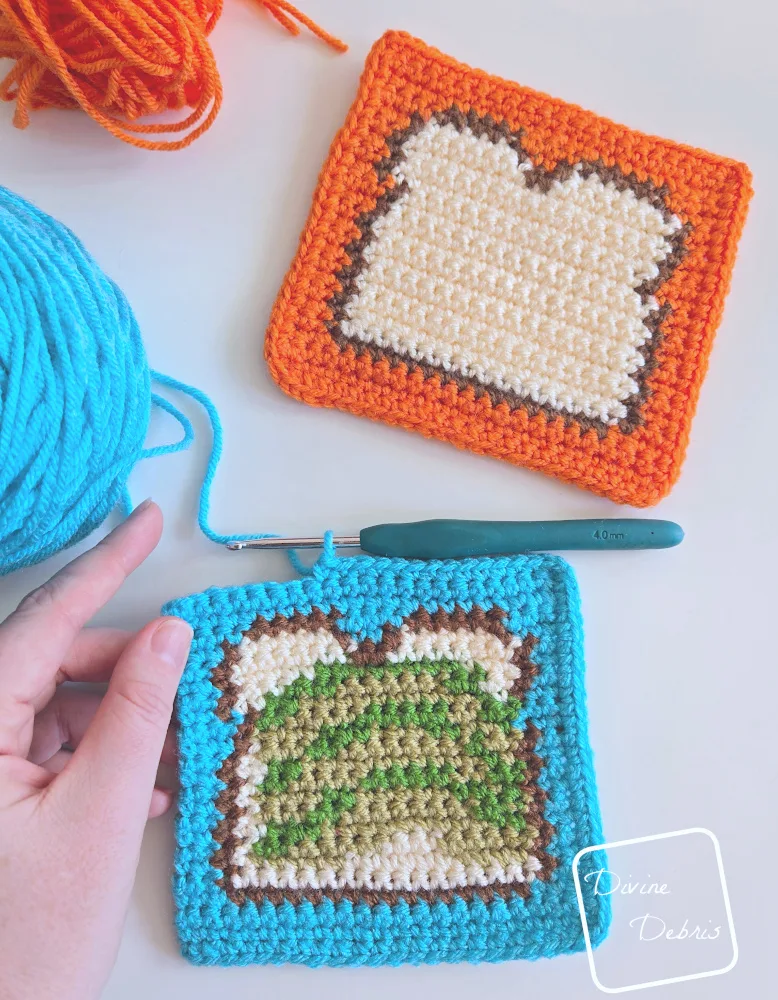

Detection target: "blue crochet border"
[163, 553, 610, 966]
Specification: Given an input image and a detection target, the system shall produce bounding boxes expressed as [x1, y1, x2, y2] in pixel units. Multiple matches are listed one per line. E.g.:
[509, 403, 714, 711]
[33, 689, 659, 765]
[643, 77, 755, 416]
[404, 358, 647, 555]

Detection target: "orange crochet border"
[265, 30, 752, 506]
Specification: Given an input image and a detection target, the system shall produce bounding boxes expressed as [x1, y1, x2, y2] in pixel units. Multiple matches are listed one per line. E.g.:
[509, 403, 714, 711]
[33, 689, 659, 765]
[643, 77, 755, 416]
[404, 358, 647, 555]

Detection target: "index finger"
[0, 501, 162, 712]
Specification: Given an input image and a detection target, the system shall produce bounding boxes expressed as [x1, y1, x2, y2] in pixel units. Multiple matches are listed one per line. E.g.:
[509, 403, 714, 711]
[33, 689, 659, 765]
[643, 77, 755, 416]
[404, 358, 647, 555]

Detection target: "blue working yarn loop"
[0, 185, 333, 577]
[143, 392, 194, 458]
[321, 529, 338, 564]
[147, 370, 278, 549]
[115, 391, 194, 518]
[148, 372, 324, 574]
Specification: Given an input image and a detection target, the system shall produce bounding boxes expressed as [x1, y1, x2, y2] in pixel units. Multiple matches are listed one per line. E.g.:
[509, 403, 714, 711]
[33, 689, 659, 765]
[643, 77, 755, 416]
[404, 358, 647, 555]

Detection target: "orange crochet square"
[265, 31, 752, 506]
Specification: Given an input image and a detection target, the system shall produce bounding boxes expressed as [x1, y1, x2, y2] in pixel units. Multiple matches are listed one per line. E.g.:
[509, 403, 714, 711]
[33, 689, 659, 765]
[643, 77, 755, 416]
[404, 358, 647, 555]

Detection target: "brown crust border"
[210, 605, 557, 907]
[324, 105, 690, 438]
[211, 608, 351, 722]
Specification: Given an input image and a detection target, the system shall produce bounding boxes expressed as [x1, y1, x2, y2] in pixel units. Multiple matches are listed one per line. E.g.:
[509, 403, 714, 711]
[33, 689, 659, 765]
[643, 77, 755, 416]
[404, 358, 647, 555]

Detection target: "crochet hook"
[226, 518, 683, 558]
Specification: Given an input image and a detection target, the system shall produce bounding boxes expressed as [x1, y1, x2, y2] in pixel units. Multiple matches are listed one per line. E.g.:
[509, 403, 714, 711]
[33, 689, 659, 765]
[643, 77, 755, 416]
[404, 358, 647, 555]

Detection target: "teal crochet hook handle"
[359, 519, 684, 559]
[226, 519, 684, 557]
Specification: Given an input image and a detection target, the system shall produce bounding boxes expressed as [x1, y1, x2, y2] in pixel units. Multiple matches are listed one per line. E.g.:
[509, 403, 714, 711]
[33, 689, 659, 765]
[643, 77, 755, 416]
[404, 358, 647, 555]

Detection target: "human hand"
[0, 501, 192, 1000]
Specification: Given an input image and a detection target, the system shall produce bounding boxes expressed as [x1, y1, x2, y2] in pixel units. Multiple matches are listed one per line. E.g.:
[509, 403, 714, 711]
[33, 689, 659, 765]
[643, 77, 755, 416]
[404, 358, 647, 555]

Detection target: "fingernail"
[132, 497, 154, 516]
[149, 787, 174, 819]
[152, 618, 193, 666]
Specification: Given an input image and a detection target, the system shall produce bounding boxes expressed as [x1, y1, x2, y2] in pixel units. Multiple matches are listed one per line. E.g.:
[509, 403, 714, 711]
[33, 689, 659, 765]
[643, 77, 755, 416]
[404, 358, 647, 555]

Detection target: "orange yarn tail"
[0, 0, 346, 151]
[259, 1, 347, 52]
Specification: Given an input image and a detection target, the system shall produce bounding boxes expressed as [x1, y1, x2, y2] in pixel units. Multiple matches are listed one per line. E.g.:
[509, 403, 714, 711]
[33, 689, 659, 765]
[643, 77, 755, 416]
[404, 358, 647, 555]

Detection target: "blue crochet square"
[164, 554, 609, 966]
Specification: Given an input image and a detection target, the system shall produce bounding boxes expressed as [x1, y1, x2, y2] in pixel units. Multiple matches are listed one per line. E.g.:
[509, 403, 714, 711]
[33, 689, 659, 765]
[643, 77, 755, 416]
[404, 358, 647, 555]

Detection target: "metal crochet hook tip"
[225, 519, 684, 558]
[226, 536, 361, 551]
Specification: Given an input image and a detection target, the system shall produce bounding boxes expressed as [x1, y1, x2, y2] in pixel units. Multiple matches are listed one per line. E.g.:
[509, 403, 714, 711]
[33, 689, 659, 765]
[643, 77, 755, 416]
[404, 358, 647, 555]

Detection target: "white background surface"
[1, 1, 776, 996]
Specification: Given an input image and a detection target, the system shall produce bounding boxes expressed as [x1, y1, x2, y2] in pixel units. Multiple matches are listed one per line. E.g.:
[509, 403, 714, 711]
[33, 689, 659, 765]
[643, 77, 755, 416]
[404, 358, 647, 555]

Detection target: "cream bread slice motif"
[210, 606, 556, 905]
[328, 108, 687, 433]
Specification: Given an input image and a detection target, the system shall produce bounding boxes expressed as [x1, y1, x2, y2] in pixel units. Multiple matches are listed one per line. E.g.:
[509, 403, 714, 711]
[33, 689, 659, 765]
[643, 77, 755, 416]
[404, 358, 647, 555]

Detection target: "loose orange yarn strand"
[0, 0, 346, 150]
[263, 1, 347, 52]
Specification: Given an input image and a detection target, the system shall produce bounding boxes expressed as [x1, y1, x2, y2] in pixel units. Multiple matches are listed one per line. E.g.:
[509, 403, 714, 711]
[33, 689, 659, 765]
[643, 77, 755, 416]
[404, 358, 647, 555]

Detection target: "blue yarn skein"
[0, 187, 154, 576]
[0, 187, 279, 578]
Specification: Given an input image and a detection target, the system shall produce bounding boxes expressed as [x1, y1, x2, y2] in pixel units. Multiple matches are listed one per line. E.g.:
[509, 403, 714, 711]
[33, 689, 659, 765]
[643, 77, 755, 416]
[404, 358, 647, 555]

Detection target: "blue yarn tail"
[144, 371, 324, 575]
[142, 393, 194, 458]
[146, 370, 273, 547]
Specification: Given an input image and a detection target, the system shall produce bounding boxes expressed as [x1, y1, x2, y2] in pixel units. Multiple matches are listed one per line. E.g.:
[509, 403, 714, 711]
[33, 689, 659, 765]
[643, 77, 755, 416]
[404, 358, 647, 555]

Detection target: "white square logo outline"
[572, 827, 738, 994]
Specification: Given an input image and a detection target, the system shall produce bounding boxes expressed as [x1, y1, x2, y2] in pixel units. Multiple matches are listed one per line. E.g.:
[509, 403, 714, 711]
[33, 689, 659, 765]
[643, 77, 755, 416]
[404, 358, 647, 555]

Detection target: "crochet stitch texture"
[166, 553, 609, 966]
[265, 31, 752, 506]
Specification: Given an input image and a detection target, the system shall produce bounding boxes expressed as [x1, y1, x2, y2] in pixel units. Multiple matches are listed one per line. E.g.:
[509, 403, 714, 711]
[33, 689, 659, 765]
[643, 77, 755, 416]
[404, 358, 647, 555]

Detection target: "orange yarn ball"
[0, 0, 345, 150]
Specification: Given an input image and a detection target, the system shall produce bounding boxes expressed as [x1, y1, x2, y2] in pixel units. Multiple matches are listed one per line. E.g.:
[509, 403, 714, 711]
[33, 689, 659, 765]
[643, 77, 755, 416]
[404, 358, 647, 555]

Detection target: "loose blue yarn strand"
[146, 373, 317, 575]
[143, 393, 194, 458]
[147, 371, 276, 548]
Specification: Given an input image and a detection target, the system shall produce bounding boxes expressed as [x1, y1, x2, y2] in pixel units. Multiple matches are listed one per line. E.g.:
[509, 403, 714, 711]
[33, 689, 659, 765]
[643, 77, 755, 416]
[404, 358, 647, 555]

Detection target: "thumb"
[57, 617, 191, 827]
